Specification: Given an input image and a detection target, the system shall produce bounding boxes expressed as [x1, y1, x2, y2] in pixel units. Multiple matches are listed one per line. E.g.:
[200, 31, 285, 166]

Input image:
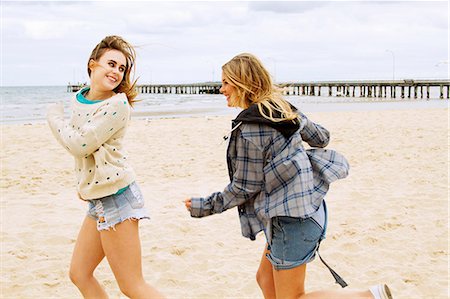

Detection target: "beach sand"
[1, 107, 448, 298]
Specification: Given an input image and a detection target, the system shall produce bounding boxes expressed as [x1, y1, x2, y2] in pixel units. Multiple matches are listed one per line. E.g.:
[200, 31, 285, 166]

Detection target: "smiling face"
[220, 71, 237, 107]
[89, 49, 127, 94]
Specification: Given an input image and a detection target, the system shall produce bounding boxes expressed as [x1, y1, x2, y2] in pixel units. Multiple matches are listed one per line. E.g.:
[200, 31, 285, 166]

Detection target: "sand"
[1, 107, 448, 298]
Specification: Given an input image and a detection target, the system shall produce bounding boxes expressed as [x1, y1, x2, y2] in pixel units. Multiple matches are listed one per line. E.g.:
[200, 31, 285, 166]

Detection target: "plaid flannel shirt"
[190, 113, 349, 240]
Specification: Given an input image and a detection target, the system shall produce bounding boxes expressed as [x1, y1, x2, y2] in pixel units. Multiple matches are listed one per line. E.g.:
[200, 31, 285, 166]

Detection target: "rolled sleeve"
[190, 196, 214, 218]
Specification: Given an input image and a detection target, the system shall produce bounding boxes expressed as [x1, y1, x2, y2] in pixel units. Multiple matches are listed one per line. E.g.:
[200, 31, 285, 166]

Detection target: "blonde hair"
[222, 53, 298, 122]
[87, 35, 138, 106]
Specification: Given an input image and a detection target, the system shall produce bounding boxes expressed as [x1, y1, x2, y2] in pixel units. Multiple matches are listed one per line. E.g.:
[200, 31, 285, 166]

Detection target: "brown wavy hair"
[222, 53, 298, 122]
[87, 35, 138, 106]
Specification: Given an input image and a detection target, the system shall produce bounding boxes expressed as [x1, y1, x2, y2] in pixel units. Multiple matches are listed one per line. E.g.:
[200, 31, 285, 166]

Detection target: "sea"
[0, 85, 448, 125]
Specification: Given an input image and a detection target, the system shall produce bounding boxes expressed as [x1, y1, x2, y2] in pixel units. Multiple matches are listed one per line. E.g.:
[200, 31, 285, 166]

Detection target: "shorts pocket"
[269, 216, 322, 266]
[297, 217, 322, 242]
[124, 183, 145, 209]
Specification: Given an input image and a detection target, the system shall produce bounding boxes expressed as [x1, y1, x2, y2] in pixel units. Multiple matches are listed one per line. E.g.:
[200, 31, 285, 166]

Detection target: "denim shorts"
[87, 182, 150, 231]
[265, 202, 327, 270]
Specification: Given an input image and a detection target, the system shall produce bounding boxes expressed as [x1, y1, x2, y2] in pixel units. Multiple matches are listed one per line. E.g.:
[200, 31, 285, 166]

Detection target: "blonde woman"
[48, 36, 164, 298]
[184, 53, 392, 299]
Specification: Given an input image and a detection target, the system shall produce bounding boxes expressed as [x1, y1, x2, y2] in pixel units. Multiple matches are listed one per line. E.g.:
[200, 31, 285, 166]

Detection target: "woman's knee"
[69, 262, 95, 286]
[117, 278, 146, 298]
[69, 267, 88, 286]
[256, 268, 271, 289]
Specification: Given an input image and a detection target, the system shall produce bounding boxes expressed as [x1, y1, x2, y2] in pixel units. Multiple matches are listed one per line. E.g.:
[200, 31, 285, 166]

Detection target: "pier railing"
[68, 79, 450, 99]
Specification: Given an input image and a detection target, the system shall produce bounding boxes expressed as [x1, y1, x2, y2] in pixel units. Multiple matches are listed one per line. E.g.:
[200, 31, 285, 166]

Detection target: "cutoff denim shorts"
[87, 182, 150, 231]
[265, 201, 327, 270]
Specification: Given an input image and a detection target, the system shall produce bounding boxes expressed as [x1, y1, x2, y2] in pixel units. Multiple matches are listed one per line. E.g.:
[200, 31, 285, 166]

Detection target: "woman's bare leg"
[272, 263, 374, 299]
[256, 244, 276, 299]
[272, 263, 306, 299]
[100, 220, 165, 299]
[69, 216, 108, 299]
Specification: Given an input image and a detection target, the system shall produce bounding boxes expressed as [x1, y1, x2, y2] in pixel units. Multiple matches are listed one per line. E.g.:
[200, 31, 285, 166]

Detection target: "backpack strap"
[316, 241, 348, 288]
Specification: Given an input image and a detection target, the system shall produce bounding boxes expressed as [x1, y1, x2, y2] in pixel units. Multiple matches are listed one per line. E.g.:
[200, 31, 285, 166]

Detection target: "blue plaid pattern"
[191, 113, 349, 240]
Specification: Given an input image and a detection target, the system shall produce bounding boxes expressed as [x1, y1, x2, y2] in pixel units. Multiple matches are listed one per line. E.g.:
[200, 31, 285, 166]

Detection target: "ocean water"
[0, 85, 448, 124]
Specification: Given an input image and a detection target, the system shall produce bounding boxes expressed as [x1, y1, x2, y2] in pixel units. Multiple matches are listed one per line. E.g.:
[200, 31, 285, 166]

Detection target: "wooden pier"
[68, 79, 450, 99]
[137, 82, 221, 95]
[67, 84, 86, 92]
[278, 79, 450, 99]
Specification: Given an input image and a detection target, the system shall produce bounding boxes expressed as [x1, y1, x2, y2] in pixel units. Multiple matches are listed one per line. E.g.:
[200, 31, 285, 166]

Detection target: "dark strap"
[317, 242, 348, 288]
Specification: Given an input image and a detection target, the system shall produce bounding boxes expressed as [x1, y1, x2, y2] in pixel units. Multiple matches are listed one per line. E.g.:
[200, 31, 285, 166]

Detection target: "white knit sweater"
[47, 93, 136, 200]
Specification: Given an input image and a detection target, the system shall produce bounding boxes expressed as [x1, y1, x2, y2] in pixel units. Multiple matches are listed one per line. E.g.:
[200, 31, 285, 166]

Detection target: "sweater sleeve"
[47, 97, 129, 158]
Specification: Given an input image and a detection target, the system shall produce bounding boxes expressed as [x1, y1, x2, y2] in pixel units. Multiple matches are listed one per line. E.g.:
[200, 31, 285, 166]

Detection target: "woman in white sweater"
[47, 35, 164, 299]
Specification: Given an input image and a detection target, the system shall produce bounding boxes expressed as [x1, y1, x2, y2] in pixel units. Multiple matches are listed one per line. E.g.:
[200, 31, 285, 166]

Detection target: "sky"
[1, 0, 449, 86]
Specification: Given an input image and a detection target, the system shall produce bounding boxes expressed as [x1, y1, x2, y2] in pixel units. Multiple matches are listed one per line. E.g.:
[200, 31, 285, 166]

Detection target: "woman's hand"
[183, 198, 192, 212]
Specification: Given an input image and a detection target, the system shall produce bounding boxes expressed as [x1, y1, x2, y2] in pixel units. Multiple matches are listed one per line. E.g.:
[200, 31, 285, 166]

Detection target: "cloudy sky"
[2, 0, 449, 86]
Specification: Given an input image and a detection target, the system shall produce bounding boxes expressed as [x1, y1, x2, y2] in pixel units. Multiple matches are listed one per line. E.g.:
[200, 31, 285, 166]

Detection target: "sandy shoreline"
[1, 107, 448, 298]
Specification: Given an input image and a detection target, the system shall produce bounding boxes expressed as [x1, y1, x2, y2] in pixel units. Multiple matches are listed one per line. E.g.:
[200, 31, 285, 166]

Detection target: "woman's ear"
[88, 59, 95, 71]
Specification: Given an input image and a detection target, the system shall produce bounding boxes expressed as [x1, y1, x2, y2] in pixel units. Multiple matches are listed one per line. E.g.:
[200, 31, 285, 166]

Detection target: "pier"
[278, 79, 450, 99]
[66, 84, 86, 92]
[68, 79, 450, 99]
[137, 82, 221, 95]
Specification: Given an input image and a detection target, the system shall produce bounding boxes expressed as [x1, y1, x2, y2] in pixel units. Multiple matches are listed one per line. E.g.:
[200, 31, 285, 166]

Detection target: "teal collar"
[76, 87, 103, 104]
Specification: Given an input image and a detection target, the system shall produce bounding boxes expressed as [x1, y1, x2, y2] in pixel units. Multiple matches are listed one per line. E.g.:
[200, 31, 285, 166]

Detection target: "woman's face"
[219, 72, 237, 107]
[89, 49, 127, 92]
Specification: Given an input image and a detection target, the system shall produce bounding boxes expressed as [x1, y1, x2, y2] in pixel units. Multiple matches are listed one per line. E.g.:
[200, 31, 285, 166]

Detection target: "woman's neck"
[85, 88, 115, 101]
